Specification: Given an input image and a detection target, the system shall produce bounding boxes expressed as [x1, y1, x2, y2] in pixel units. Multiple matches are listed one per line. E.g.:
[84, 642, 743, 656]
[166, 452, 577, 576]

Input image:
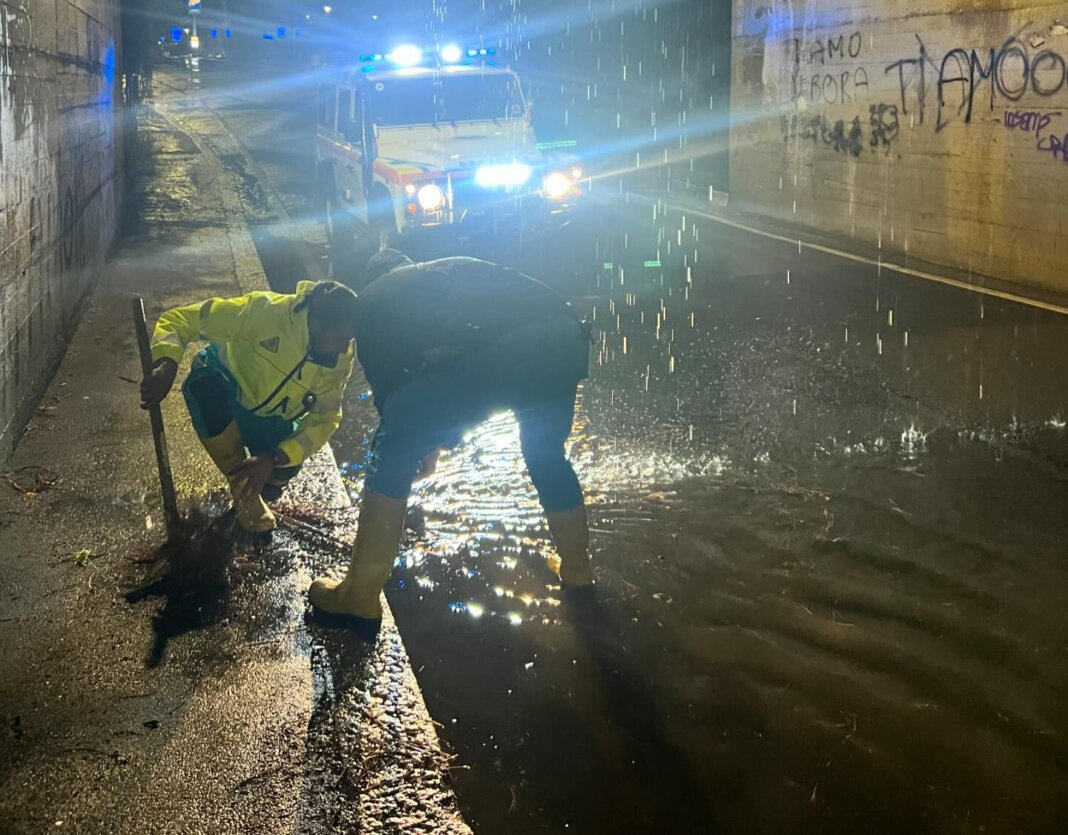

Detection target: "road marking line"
[631, 194, 1068, 317]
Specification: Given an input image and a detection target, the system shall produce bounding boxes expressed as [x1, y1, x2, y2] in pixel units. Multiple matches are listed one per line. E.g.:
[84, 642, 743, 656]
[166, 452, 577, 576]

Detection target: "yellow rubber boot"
[199, 422, 276, 533]
[546, 504, 594, 587]
[309, 491, 407, 620]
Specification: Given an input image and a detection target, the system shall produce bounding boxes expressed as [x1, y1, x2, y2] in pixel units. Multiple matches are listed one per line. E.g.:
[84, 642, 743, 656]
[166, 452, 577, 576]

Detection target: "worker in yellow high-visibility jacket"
[140, 280, 359, 535]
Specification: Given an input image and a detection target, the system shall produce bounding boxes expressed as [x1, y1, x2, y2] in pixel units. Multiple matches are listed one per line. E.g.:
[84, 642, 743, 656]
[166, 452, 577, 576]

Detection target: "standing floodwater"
[150, 50, 1068, 834]
[330, 193, 1068, 833]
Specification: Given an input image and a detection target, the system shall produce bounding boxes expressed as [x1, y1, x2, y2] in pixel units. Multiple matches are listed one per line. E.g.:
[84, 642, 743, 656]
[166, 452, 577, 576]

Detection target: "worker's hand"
[140, 358, 178, 409]
[228, 455, 276, 500]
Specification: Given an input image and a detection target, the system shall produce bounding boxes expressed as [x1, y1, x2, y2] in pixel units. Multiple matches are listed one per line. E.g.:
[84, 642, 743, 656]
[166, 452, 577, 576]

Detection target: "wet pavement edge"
[0, 90, 469, 834]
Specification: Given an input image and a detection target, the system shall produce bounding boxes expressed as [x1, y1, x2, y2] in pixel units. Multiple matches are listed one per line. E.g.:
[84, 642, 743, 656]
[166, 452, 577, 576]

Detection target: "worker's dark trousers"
[364, 314, 590, 512]
[182, 345, 302, 501]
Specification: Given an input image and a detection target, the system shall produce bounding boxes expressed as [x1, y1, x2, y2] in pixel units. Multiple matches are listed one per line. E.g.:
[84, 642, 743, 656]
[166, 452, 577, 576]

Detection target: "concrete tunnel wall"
[728, 0, 1068, 294]
[0, 0, 123, 467]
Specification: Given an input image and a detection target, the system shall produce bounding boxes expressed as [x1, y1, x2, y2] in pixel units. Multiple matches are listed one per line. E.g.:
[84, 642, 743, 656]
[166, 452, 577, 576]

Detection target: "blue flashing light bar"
[170, 27, 182, 43]
[262, 33, 275, 40]
[225, 28, 232, 38]
[277, 26, 286, 38]
[359, 46, 496, 65]
[210, 27, 218, 39]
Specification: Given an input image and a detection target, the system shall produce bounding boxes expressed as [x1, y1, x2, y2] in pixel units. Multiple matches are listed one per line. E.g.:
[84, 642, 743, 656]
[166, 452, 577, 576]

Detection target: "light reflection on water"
[399, 397, 738, 625]
[176, 51, 1068, 832]
[341, 377, 1068, 832]
[324, 205, 1068, 833]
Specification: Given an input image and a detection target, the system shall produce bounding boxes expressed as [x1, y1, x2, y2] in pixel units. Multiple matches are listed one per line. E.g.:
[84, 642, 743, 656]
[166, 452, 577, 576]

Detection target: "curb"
[149, 101, 272, 296]
[148, 96, 472, 834]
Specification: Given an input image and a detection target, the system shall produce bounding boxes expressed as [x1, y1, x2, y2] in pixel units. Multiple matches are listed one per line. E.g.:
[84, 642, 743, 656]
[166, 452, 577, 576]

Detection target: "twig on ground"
[4, 466, 58, 494]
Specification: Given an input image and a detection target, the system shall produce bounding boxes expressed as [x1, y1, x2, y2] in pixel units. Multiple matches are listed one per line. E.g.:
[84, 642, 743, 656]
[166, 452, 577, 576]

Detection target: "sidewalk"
[0, 100, 469, 834]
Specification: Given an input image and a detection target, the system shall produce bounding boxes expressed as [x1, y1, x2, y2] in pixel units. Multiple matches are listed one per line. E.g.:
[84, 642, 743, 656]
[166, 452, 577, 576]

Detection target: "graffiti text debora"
[790, 68, 870, 105]
[783, 32, 869, 105]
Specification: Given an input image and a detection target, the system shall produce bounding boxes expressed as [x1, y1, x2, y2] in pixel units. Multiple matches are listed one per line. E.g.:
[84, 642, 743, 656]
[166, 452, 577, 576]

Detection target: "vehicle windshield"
[368, 72, 525, 126]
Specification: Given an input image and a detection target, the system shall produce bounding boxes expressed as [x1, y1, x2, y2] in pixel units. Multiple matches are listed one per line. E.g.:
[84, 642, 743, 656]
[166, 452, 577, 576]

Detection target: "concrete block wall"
[0, 0, 122, 465]
[729, 0, 1068, 293]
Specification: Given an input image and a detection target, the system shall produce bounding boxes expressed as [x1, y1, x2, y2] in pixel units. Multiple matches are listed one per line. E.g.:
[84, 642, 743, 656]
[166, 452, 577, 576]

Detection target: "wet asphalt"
[157, 60, 1067, 834]
[0, 82, 468, 834]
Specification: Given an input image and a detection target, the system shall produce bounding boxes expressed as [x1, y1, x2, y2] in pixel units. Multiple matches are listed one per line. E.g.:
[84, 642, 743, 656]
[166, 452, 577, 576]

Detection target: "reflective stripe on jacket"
[150, 280, 355, 465]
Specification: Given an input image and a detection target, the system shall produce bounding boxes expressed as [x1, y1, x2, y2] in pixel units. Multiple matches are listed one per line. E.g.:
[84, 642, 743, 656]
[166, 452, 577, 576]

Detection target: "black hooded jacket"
[352, 257, 579, 409]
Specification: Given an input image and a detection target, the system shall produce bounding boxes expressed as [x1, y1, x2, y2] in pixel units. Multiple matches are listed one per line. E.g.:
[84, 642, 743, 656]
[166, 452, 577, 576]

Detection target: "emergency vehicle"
[315, 44, 583, 244]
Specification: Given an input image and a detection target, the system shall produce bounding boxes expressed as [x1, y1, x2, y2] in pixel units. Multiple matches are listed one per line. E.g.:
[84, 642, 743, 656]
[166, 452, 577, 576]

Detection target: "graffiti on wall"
[781, 102, 900, 156]
[781, 113, 864, 156]
[782, 31, 871, 105]
[1039, 132, 1068, 161]
[869, 103, 900, 152]
[886, 33, 1068, 132]
[1003, 108, 1068, 162]
[776, 22, 1068, 160]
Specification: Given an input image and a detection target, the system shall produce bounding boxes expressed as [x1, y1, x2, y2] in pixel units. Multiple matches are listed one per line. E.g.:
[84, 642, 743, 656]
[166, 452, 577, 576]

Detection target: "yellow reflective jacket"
[150, 280, 355, 465]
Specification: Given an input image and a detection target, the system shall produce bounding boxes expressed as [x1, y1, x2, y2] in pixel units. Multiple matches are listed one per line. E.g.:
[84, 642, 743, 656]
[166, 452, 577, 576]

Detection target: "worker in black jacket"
[309, 249, 593, 624]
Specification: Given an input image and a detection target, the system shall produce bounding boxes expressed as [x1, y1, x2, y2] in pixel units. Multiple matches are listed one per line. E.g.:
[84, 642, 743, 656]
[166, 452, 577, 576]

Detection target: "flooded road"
[334, 202, 1068, 833]
[160, 62, 1068, 833]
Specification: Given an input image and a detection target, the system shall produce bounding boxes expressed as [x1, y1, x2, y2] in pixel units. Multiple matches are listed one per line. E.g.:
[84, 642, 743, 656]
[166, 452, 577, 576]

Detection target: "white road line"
[630, 194, 1068, 317]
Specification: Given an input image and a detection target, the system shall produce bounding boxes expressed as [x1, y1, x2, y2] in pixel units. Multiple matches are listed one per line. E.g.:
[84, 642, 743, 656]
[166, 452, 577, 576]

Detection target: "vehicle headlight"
[417, 183, 445, 211]
[543, 171, 572, 200]
[389, 44, 422, 67]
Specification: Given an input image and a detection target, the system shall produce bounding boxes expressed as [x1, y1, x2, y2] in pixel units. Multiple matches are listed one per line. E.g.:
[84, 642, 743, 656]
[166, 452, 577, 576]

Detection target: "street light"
[323, 5, 332, 12]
